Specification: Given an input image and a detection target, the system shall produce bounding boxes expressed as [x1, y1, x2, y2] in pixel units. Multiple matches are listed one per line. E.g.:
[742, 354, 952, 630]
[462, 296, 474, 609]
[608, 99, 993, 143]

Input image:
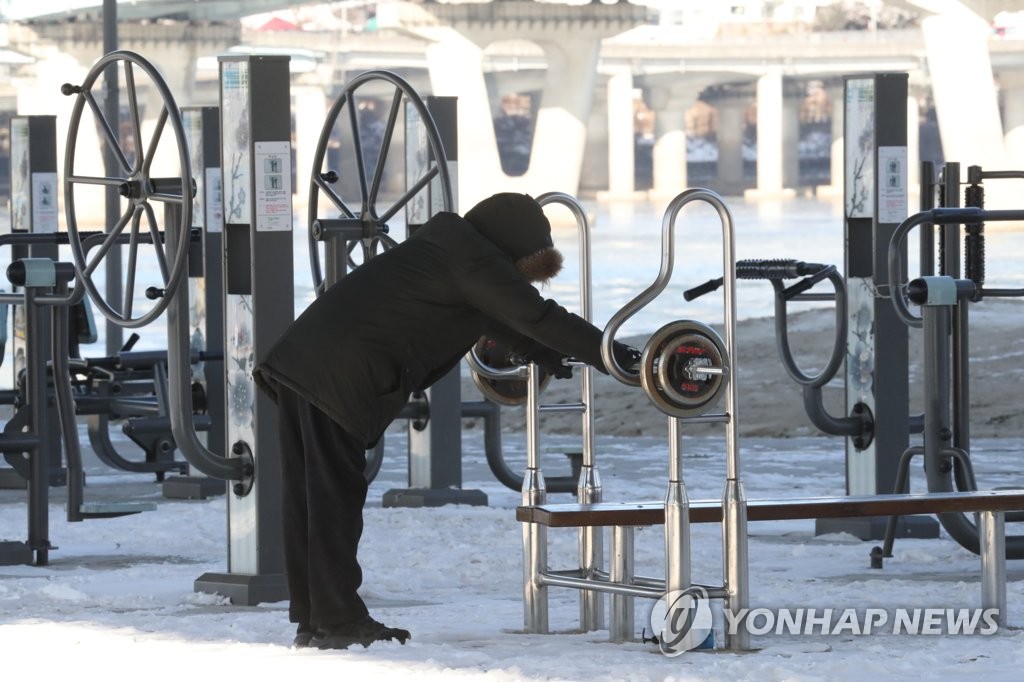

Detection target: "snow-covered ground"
[2, 428, 1023, 681]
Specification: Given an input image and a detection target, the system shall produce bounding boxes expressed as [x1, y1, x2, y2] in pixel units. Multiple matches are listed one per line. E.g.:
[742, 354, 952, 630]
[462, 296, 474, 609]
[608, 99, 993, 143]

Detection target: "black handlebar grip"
[683, 277, 724, 301]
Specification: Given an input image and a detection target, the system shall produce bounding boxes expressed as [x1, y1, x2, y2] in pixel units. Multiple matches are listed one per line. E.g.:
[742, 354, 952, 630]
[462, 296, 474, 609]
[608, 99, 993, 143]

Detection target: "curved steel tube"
[771, 268, 846, 388]
[536, 191, 603, 632]
[601, 188, 737, 393]
[888, 207, 1024, 328]
[597, 188, 748, 649]
[165, 251, 245, 481]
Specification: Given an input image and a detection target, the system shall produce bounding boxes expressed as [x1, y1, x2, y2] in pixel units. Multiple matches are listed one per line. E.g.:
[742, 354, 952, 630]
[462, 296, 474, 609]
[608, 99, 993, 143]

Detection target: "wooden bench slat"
[516, 490, 1024, 528]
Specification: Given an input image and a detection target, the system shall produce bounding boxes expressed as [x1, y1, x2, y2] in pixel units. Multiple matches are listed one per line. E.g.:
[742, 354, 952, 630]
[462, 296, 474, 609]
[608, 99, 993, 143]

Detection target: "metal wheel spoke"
[122, 211, 143, 319]
[67, 174, 130, 188]
[84, 206, 134, 277]
[123, 60, 143, 173]
[141, 106, 169, 178]
[143, 201, 171, 282]
[314, 173, 356, 218]
[346, 97, 370, 210]
[379, 167, 440, 224]
[148, 191, 184, 204]
[82, 90, 133, 173]
[366, 86, 403, 207]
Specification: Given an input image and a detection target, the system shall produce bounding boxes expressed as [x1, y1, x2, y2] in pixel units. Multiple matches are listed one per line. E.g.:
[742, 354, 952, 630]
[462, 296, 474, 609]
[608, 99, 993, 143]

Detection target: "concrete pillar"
[907, 91, 920, 198]
[647, 80, 711, 200]
[716, 96, 746, 197]
[535, 37, 601, 196]
[424, 30, 501, 211]
[605, 68, 635, 198]
[783, 88, 800, 189]
[921, 11, 1011, 207]
[748, 69, 794, 200]
[424, 27, 601, 208]
[291, 85, 328, 219]
[651, 94, 687, 198]
[17, 53, 94, 226]
[821, 83, 845, 199]
[1000, 70, 1024, 175]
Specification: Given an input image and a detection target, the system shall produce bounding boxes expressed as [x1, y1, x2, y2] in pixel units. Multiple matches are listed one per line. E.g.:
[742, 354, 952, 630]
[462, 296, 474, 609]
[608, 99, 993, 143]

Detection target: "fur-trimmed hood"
[464, 193, 563, 283]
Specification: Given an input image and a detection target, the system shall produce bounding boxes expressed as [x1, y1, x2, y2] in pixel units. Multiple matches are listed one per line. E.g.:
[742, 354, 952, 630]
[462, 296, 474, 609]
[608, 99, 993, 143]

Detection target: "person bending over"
[253, 192, 639, 650]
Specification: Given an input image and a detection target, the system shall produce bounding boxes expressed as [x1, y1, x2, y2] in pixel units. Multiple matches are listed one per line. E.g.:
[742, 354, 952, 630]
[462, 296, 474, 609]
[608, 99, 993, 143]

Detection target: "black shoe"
[293, 624, 316, 648]
[311, 615, 411, 650]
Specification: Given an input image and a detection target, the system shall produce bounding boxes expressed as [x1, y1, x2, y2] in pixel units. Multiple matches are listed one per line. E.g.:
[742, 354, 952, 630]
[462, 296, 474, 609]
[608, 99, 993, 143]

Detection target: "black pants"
[277, 385, 369, 628]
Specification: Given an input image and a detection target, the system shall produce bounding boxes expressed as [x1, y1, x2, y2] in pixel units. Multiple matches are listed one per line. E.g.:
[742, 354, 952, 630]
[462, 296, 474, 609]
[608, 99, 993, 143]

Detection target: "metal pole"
[665, 416, 690, 598]
[103, 0, 122, 354]
[979, 510, 1006, 626]
[608, 525, 635, 642]
[24, 286, 49, 565]
[522, 362, 548, 633]
[537, 192, 603, 632]
[704, 189, 749, 651]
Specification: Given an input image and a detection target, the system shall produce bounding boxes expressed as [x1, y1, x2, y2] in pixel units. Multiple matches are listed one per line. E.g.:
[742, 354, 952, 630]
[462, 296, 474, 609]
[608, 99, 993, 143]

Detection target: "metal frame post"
[164, 106, 226, 500]
[522, 362, 549, 633]
[608, 525, 635, 643]
[384, 95, 486, 508]
[194, 55, 293, 605]
[1, 115, 63, 492]
[979, 510, 1006, 626]
[832, 72, 937, 539]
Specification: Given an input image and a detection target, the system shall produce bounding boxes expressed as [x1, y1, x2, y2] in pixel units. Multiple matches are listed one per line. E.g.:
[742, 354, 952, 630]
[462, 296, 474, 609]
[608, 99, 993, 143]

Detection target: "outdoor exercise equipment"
[689, 74, 927, 543]
[0, 109, 198, 565]
[61, 51, 193, 329]
[516, 188, 1024, 652]
[307, 69, 491, 506]
[307, 70, 453, 294]
[883, 168, 1024, 561]
[191, 53, 292, 603]
[1, 115, 64, 494]
[162, 104, 226, 500]
[469, 191, 604, 630]
[517, 188, 748, 650]
[840, 73, 916, 510]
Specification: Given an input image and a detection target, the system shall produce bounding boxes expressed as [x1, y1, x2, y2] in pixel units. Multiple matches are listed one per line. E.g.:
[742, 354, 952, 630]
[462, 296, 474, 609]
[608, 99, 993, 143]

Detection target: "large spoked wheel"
[307, 70, 453, 295]
[62, 50, 193, 328]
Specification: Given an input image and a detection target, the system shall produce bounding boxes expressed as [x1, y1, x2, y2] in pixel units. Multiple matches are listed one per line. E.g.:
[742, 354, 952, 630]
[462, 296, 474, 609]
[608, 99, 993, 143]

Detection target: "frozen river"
[4, 193, 1024, 350]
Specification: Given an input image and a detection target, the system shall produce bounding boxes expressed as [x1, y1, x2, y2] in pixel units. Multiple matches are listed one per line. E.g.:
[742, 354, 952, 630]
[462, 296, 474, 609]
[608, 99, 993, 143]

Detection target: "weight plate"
[640, 320, 729, 418]
[470, 336, 551, 406]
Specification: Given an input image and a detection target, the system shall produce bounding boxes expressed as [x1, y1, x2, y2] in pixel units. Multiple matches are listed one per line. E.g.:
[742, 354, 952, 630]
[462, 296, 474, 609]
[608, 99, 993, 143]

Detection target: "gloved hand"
[613, 343, 643, 373]
[520, 345, 573, 380]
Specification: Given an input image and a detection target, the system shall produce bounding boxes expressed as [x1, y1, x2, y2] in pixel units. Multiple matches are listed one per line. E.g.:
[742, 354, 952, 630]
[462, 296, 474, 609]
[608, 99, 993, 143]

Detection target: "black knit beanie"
[465, 193, 553, 259]
[465, 193, 562, 282]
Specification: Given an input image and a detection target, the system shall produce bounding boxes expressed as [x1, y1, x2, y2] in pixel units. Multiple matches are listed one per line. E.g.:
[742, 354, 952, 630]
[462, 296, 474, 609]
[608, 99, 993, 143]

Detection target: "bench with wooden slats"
[518, 488, 1024, 647]
[516, 489, 1024, 528]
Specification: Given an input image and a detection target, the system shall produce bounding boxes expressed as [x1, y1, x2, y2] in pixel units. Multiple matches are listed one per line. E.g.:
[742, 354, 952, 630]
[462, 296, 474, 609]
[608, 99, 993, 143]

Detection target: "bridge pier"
[746, 69, 795, 201]
[1001, 70, 1024, 173]
[424, 28, 605, 209]
[714, 94, 750, 198]
[292, 84, 328, 218]
[603, 68, 637, 199]
[921, 11, 1010, 205]
[645, 77, 717, 201]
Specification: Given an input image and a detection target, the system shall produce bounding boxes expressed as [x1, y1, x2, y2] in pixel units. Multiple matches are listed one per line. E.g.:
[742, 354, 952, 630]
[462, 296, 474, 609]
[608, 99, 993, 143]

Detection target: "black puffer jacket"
[253, 206, 609, 448]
